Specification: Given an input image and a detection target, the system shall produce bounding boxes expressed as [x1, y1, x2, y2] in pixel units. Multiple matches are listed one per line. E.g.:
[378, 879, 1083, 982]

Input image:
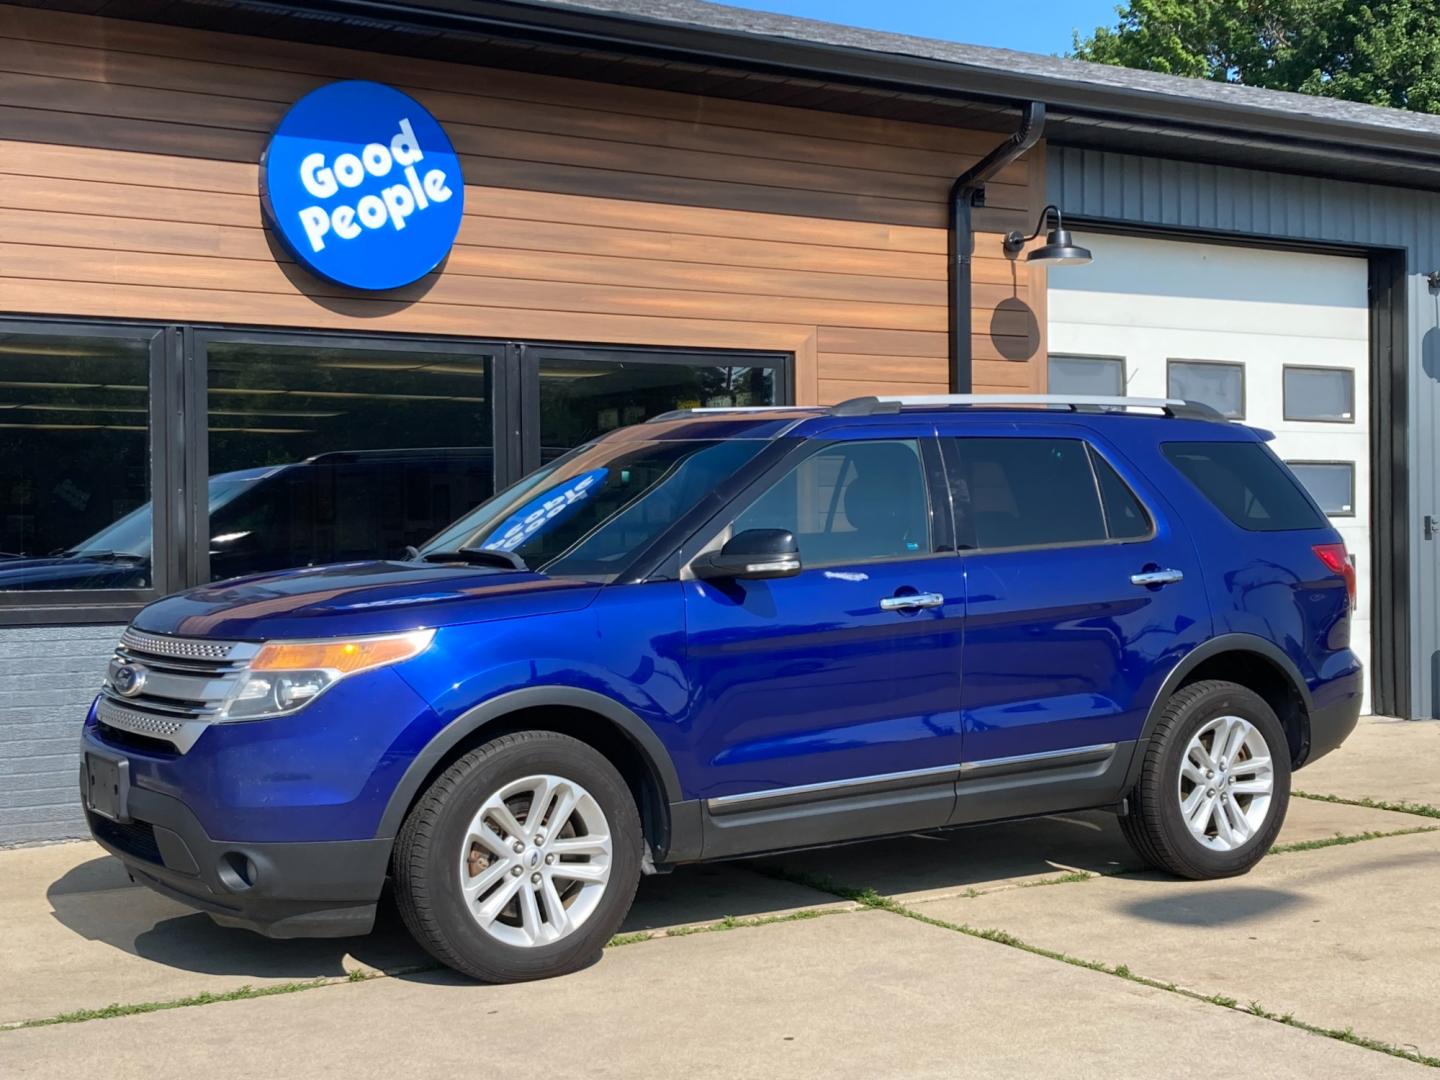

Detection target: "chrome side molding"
[707, 743, 1120, 815]
[959, 743, 1118, 778]
[706, 763, 957, 815]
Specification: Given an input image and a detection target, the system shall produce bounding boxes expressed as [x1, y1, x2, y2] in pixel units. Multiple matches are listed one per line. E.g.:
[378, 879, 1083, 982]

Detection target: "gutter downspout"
[948, 102, 1045, 392]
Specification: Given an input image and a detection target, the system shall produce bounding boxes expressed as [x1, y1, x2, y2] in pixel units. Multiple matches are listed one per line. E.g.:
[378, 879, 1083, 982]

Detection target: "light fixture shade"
[1027, 227, 1093, 265]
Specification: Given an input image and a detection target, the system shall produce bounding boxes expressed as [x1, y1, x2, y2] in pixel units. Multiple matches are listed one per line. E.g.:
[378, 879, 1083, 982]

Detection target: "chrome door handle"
[880, 592, 945, 611]
[1130, 569, 1184, 587]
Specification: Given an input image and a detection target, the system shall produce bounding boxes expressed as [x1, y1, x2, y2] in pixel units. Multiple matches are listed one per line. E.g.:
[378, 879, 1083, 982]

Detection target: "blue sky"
[716, 0, 1123, 56]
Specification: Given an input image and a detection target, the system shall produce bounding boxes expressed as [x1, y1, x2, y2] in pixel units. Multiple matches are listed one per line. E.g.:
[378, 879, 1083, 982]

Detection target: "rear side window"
[1163, 441, 1325, 532]
[947, 438, 1109, 550]
[1091, 453, 1152, 539]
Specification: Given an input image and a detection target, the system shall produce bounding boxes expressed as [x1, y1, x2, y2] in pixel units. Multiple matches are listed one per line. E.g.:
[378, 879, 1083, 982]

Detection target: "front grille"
[119, 628, 239, 661]
[96, 698, 185, 738]
[90, 814, 162, 865]
[94, 719, 178, 757]
[99, 630, 259, 753]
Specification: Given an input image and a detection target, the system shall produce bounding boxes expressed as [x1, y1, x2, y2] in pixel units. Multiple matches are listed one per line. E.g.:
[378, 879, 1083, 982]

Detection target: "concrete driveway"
[3, 717, 1436, 1078]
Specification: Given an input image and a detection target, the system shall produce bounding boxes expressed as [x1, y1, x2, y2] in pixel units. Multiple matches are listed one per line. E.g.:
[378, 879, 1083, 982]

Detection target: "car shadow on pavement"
[42, 812, 1147, 981]
[44, 852, 860, 982]
[1123, 885, 1308, 926]
[46, 858, 435, 980]
[48, 806, 1366, 982]
[745, 810, 1149, 900]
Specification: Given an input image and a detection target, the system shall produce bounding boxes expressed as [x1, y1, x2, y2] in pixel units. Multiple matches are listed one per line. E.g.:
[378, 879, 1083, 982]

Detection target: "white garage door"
[1048, 232, 1371, 711]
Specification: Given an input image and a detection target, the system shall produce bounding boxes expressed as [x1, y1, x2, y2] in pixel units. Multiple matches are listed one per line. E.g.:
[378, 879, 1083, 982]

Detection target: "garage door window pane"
[1168, 361, 1244, 419]
[1048, 356, 1124, 396]
[1284, 367, 1355, 422]
[1288, 462, 1356, 517]
[206, 341, 494, 581]
[0, 332, 153, 593]
[539, 356, 778, 462]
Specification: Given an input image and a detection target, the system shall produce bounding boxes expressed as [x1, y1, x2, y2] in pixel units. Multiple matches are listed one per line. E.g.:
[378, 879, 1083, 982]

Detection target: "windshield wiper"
[62, 550, 147, 562]
[419, 547, 530, 571]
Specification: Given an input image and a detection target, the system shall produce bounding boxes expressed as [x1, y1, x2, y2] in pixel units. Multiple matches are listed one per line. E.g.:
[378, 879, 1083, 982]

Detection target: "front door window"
[726, 439, 934, 566]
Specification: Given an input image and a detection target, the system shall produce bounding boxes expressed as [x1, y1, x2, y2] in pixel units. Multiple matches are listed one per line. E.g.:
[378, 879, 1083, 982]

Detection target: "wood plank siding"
[0, 5, 1047, 400]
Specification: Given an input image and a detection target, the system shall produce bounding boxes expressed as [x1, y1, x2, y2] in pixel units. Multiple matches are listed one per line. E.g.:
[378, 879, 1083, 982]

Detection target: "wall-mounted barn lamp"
[1003, 205, 1094, 265]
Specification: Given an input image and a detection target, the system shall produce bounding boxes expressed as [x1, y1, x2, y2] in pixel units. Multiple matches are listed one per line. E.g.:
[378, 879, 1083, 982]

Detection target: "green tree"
[1073, 0, 1440, 113]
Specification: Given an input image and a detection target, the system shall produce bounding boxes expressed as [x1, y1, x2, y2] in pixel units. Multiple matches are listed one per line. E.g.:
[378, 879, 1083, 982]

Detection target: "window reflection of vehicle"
[0, 469, 273, 592]
[0, 448, 494, 591]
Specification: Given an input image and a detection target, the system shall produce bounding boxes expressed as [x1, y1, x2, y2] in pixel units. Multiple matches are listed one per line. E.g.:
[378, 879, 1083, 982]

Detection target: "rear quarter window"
[1162, 441, 1325, 532]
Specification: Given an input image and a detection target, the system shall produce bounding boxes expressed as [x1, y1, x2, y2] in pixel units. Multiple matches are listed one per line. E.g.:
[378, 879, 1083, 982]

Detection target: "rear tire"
[1120, 680, 1290, 879]
[392, 730, 643, 982]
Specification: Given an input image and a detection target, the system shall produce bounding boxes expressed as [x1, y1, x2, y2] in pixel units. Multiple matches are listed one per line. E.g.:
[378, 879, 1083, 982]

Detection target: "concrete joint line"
[1268, 824, 1438, 855]
[0, 966, 437, 1034]
[757, 866, 1440, 1071]
[605, 905, 860, 948]
[1292, 790, 1440, 820]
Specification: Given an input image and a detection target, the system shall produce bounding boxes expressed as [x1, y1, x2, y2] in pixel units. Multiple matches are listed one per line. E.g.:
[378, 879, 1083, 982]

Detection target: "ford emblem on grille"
[111, 663, 148, 698]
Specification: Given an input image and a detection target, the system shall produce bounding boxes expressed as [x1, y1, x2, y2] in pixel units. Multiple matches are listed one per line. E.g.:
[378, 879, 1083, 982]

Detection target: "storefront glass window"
[537, 354, 779, 461]
[0, 332, 154, 593]
[204, 340, 495, 581]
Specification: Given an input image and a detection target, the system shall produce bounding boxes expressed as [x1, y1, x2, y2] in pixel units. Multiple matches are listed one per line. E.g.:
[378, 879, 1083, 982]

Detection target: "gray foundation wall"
[0, 625, 120, 845]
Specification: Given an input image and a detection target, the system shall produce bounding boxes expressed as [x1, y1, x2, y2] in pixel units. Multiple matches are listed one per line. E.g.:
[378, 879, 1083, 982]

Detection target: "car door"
[941, 423, 1207, 822]
[679, 427, 965, 857]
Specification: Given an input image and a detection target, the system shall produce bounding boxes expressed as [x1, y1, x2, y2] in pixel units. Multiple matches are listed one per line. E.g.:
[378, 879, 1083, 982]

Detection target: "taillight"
[1313, 543, 1355, 610]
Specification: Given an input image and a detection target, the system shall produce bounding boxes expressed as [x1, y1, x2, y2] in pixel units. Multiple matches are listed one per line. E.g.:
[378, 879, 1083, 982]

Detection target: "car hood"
[131, 560, 602, 640]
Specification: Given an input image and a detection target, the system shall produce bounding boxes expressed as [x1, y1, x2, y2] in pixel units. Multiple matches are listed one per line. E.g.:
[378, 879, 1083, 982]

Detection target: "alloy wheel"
[458, 773, 613, 947]
[1176, 714, 1275, 851]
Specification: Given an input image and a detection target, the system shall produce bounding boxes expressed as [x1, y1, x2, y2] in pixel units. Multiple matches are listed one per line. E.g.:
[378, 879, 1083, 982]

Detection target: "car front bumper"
[82, 746, 392, 938]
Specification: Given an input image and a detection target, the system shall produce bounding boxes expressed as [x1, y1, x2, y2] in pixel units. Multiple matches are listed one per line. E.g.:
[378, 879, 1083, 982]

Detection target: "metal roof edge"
[192, 0, 1440, 175]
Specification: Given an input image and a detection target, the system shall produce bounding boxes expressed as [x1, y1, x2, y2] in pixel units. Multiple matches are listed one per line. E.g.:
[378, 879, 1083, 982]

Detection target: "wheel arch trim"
[375, 686, 685, 842]
[1124, 634, 1313, 791]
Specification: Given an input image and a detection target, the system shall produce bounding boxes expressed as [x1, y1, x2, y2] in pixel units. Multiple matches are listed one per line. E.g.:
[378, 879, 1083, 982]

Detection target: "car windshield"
[422, 439, 767, 578]
[66, 471, 269, 558]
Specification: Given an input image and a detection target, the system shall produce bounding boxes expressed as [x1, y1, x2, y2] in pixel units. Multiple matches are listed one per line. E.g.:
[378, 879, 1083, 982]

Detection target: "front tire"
[1120, 680, 1290, 879]
[392, 730, 643, 982]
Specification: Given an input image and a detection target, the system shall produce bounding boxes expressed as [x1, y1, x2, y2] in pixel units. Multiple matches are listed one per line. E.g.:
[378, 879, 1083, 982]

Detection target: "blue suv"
[81, 395, 1362, 982]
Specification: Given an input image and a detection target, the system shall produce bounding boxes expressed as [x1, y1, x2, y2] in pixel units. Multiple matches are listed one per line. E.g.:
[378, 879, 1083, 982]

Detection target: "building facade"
[1, 0, 1435, 844]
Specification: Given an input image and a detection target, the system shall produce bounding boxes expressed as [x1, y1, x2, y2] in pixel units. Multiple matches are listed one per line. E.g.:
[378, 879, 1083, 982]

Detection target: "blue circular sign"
[262, 81, 465, 291]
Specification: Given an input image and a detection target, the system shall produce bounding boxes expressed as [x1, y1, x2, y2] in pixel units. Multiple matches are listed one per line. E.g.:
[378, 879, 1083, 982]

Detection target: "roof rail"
[645, 405, 819, 422]
[646, 395, 1228, 424]
[831, 394, 1227, 422]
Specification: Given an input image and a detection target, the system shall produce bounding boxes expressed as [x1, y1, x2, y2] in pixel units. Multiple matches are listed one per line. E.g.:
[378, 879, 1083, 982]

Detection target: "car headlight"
[220, 628, 435, 720]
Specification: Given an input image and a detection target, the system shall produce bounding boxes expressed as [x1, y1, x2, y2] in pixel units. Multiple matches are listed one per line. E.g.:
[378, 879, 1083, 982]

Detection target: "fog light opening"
[218, 851, 260, 892]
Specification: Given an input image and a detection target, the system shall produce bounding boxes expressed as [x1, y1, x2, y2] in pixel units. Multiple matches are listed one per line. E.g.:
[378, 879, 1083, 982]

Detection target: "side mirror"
[693, 528, 801, 581]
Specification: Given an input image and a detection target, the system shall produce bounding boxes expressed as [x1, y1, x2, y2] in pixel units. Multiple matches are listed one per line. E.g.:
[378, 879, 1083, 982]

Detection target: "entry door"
[680, 432, 964, 853]
[943, 427, 1207, 768]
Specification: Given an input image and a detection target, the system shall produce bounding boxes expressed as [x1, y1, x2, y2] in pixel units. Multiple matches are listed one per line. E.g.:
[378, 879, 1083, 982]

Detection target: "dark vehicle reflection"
[0, 448, 494, 591]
